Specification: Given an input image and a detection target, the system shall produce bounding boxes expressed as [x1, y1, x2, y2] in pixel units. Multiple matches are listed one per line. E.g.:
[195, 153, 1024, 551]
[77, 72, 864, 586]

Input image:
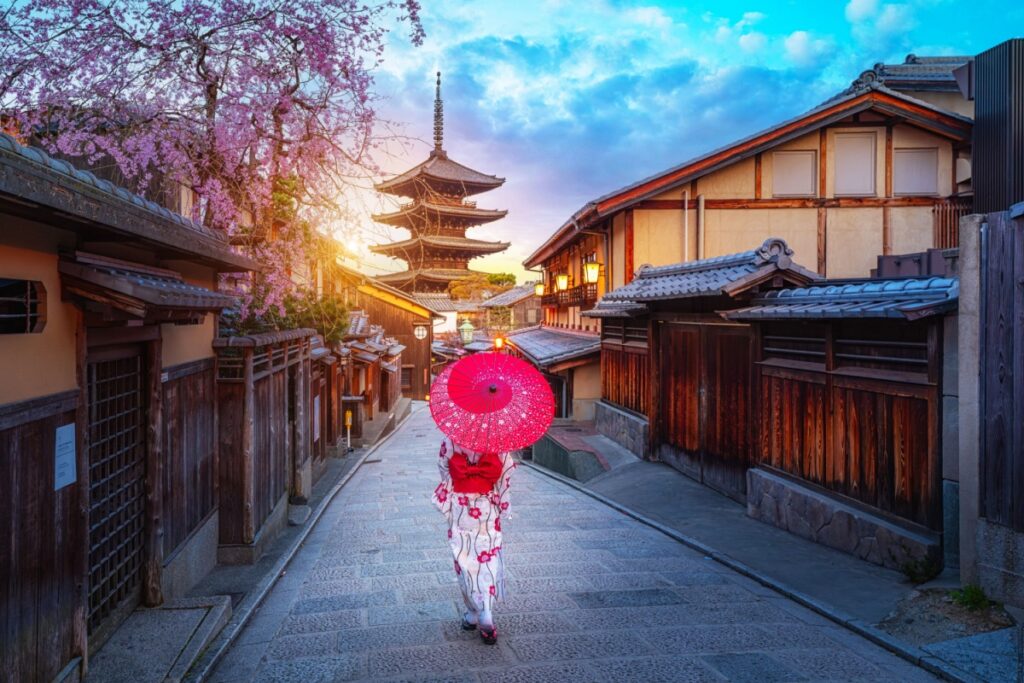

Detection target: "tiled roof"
[411, 293, 486, 313]
[375, 151, 505, 197]
[506, 325, 601, 369]
[480, 283, 538, 308]
[840, 54, 970, 95]
[346, 311, 370, 337]
[463, 340, 494, 352]
[581, 300, 649, 318]
[0, 132, 254, 272]
[58, 258, 236, 312]
[372, 200, 507, 228]
[602, 238, 818, 303]
[370, 234, 510, 256]
[375, 268, 491, 286]
[724, 277, 959, 321]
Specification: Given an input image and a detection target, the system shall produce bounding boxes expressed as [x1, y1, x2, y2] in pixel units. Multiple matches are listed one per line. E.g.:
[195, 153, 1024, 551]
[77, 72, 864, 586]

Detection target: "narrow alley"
[208, 405, 937, 683]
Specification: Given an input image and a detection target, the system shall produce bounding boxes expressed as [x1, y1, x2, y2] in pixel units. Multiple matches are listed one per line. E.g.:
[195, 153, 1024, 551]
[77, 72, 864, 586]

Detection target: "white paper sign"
[54, 423, 76, 491]
[313, 395, 321, 441]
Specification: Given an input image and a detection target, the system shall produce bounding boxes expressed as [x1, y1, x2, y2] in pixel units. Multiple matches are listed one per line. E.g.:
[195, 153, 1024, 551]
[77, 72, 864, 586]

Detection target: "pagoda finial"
[433, 71, 444, 154]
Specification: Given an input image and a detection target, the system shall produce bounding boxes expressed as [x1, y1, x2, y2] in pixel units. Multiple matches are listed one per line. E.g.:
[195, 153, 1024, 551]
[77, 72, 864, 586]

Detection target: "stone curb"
[520, 461, 979, 683]
[183, 403, 427, 683]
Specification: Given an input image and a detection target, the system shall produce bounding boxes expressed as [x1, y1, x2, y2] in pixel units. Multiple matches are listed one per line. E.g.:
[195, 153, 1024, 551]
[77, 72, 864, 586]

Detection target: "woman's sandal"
[479, 626, 497, 645]
[461, 617, 477, 631]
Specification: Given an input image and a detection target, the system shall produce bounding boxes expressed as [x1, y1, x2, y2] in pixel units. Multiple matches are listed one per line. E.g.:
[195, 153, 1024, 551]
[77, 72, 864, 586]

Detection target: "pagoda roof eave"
[374, 267, 491, 285]
[368, 235, 510, 257]
[374, 152, 505, 198]
[371, 201, 507, 228]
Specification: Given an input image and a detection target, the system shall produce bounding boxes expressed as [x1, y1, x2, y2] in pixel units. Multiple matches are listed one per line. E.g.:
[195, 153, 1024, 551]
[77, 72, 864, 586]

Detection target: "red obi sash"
[449, 450, 502, 494]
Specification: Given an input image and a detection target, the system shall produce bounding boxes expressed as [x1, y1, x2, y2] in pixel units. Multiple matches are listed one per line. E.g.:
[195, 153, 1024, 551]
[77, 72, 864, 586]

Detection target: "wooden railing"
[541, 283, 598, 308]
[933, 197, 972, 249]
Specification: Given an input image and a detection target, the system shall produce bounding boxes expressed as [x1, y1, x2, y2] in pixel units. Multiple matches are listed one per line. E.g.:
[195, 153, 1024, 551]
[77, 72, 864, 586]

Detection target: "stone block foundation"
[976, 518, 1024, 608]
[594, 401, 649, 459]
[747, 468, 940, 572]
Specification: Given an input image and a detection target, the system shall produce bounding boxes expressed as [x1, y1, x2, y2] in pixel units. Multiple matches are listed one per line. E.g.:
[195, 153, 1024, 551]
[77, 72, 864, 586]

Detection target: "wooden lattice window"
[401, 365, 413, 389]
[0, 279, 46, 333]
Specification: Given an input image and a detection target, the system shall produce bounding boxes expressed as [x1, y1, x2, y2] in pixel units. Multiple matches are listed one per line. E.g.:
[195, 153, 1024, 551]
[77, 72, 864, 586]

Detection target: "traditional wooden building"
[525, 54, 974, 338]
[481, 282, 542, 332]
[370, 73, 510, 295]
[584, 239, 819, 496]
[0, 131, 254, 680]
[505, 326, 602, 419]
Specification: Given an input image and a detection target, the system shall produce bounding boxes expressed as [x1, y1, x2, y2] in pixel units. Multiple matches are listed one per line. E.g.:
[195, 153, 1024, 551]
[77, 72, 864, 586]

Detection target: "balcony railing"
[541, 283, 598, 308]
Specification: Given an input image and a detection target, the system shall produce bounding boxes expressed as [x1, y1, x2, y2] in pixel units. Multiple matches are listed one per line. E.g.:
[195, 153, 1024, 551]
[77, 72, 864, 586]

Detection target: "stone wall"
[747, 468, 941, 572]
[531, 434, 607, 483]
[594, 401, 649, 458]
[976, 519, 1024, 607]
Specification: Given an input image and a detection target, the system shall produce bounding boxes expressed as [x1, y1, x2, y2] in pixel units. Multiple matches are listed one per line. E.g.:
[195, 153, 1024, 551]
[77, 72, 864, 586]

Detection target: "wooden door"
[657, 323, 754, 501]
[86, 345, 146, 642]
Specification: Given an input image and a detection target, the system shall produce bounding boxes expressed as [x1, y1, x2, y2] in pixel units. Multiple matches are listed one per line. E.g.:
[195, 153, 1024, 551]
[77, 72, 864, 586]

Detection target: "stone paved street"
[208, 405, 939, 683]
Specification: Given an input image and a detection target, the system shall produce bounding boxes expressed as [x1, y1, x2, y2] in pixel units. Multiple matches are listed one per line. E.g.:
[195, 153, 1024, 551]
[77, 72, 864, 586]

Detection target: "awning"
[505, 325, 600, 371]
[351, 350, 379, 364]
[380, 360, 399, 373]
[386, 343, 406, 356]
[59, 252, 236, 322]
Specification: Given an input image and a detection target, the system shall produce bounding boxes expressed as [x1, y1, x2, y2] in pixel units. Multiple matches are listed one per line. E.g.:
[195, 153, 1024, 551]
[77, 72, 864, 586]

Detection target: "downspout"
[697, 194, 706, 260]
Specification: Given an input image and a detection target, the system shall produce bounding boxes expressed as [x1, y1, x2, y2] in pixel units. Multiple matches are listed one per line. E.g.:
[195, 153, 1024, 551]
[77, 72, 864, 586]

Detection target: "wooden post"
[625, 209, 635, 284]
[242, 348, 255, 544]
[282, 340, 292, 495]
[818, 128, 828, 198]
[817, 206, 827, 275]
[884, 125, 894, 255]
[72, 311, 89, 675]
[754, 153, 762, 199]
[292, 341, 310, 499]
[883, 207, 892, 255]
[143, 336, 164, 606]
[647, 317, 660, 461]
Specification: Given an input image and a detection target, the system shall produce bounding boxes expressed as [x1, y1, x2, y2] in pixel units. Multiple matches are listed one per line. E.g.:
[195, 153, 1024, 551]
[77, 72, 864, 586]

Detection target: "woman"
[433, 436, 516, 645]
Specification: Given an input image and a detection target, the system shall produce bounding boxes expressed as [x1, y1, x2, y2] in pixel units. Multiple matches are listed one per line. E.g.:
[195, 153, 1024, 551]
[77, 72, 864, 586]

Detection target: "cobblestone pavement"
[209, 405, 938, 683]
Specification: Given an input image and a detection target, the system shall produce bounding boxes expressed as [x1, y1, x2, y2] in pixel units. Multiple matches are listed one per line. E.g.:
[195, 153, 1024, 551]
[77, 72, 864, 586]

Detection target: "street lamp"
[583, 261, 601, 284]
[555, 273, 569, 291]
[459, 319, 474, 345]
[493, 336, 505, 351]
[533, 282, 544, 297]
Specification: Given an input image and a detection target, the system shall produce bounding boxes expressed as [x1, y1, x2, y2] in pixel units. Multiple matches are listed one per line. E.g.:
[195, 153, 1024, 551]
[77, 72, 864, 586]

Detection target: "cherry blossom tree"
[0, 0, 423, 316]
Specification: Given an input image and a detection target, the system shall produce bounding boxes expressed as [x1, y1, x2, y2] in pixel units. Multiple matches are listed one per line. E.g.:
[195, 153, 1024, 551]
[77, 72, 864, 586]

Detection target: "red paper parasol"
[430, 352, 555, 453]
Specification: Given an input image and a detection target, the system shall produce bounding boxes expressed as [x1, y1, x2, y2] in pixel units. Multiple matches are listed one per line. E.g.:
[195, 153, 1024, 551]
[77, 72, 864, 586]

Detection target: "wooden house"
[0, 132, 254, 679]
[584, 238, 819, 496]
[480, 282, 542, 333]
[504, 326, 602, 419]
[524, 53, 973, 339]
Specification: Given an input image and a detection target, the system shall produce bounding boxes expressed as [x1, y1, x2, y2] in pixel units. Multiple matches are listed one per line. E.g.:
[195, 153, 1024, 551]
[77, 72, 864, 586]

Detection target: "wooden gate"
[656, 322, 754, 500]
[86, 346, 146, 639]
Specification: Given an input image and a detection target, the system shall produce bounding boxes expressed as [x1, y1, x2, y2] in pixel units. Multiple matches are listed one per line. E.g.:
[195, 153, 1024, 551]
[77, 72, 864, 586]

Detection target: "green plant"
[220, 288, 349, 344]
[950, 584, 993, 611]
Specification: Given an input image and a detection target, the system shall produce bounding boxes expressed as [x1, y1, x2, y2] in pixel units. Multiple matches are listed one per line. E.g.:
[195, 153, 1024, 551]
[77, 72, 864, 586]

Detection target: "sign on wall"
[54, 423, 76, 491]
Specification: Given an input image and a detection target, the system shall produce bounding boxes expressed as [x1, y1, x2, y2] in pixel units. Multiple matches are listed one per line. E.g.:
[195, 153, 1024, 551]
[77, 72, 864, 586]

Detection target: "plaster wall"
[611, 212, 626, 288]
[0, 244, 79, 405]
[694, 157, 756, 199]
[702, 208, 818, 268]
[633, 209, 686, 267]
[890, 206, 936, 256]
[571, 361, 601, 420]
[761, 132, 820, 198]
[826, 207, 883, 278]
[904, 91, 974, 119]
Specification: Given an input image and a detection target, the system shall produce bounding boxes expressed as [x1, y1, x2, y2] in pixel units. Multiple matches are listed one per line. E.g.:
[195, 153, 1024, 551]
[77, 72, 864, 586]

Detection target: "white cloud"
[844, 0, 878, 23]
[738, 32, 767, 54]
[876, 4, 917, 35]
[626, 6, 672, 29]
[784, 30, 833, 68]
[738, 11, 766, 29]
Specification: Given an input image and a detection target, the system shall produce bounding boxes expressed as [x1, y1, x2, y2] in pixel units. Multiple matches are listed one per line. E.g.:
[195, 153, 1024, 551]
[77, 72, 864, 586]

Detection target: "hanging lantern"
[534, 282, 544, 297]
[555, 273, 569, 291]
[583, 261, 601, 284]
[493, 336, 505, 350]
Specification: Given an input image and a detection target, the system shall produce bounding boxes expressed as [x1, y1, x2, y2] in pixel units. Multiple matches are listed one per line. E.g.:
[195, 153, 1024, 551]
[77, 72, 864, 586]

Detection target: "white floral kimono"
[432, 437, 516, 614]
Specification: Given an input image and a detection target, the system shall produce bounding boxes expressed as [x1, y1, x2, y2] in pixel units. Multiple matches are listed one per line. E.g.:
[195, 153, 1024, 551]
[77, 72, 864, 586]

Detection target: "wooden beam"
[817, 206, 827, 275]
[819, 129, 828, 198]
[143, 337, 164, 607]
[242, 348, 255, 544]
[885, 124, 894, 198]
[883, 206, 892, 255]
[647, 317, 660, 460]
[73, 311, 89, 675]
[625, 209, 635, 284]
[754, 153, 762, 200]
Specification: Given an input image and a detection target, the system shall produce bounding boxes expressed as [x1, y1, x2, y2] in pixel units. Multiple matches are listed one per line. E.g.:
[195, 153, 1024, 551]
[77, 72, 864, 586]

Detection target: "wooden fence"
[600, 320, 650, 416]
[933, 197, 972, 249]
[214, 329, 312, 548]
[161, 358, 217, 558]
[979, 210, 1024, 531]
[756, 320, 942, 529]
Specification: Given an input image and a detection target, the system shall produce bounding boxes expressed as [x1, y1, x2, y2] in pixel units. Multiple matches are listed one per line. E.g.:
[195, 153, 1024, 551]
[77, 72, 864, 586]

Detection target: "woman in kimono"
[432, 436, 516, 645]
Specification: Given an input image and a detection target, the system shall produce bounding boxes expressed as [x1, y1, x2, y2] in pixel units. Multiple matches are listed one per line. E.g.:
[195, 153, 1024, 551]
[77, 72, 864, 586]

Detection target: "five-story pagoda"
[371, 73, 510, 293]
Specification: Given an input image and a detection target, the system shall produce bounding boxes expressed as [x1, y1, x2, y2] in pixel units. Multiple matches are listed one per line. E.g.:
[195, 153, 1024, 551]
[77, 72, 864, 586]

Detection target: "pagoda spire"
[433, 71, 444, 154]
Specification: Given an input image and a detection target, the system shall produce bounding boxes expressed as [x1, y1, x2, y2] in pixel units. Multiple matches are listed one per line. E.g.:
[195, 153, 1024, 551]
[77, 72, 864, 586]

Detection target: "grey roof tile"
[506, 326, 600, 368]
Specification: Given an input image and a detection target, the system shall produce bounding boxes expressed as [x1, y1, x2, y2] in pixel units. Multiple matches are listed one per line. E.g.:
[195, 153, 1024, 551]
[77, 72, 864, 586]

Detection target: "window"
[400, 366, 413, 389]
[894, 148, 939, 196]
[772, 151, 817, 197]
[834, 132, 876, 196]
[526, 308, 538, 324]
[0, 279, 46, 334]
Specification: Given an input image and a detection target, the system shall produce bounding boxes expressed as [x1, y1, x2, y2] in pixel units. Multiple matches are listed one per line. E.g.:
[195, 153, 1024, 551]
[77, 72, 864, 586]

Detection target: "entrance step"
[85, 596, 231, 683]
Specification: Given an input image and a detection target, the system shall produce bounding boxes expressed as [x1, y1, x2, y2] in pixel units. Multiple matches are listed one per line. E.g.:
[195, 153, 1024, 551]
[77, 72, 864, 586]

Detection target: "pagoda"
[370, 73, 510, 294]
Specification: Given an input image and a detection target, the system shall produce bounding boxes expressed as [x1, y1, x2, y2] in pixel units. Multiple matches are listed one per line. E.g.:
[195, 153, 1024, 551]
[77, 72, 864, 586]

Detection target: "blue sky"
[345, 0, 1020, 281]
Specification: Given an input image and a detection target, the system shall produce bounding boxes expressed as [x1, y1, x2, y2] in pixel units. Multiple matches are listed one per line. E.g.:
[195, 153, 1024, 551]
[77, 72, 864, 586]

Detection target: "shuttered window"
[834, 132, 877, 196]
[894, 148, 939, 196]
[772, 150, 817, 197]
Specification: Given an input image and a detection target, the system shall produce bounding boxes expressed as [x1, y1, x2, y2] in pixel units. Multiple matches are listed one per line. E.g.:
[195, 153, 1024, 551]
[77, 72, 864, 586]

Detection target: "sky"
[342, 0, 1021, 283]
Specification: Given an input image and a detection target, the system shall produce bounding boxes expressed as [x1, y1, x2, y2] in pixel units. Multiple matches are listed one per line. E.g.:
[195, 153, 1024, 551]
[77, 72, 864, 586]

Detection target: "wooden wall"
[600, 319, 650, 416]
[979, 211, 1024, 532]
[757, 320, 942, 529]
[354, 292, 432, 400]
[0, 391, 84, 683]
[161, 359, 217, 558]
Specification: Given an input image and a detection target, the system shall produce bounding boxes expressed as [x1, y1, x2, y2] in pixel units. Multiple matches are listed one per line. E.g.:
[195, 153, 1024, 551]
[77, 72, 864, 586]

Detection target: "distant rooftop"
[842, 54, 971, 95]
